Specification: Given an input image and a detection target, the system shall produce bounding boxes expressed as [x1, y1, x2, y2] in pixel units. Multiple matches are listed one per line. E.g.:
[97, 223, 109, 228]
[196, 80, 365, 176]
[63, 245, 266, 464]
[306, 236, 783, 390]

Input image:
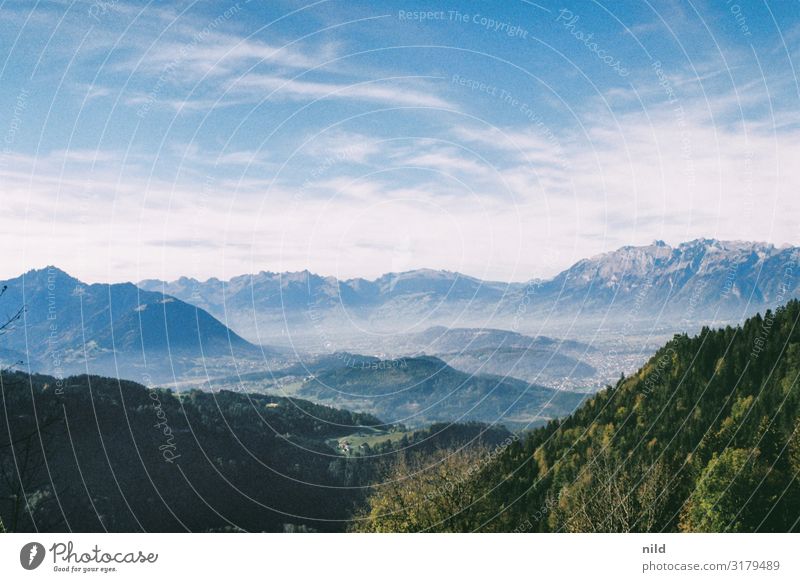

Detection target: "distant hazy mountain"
[0, 267, 265, 381]
[534, 239, 797, 318]
[396, 326, 592, 354]
[139, 267, 512, 348]
[140, 239, 800, 348]
[358, 326, 597, 391]
[398, 327, 598, 390]
[294, 355, 585, 427]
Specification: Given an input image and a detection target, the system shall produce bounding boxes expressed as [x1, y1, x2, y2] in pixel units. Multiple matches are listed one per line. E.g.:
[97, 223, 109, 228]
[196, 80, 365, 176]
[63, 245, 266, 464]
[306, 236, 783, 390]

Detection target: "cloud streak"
[228, 74, 453, 108]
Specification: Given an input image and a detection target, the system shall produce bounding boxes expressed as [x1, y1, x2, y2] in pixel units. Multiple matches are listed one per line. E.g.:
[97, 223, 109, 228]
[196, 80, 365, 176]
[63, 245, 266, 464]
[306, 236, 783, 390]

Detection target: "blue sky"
[1, 0, 798, 283]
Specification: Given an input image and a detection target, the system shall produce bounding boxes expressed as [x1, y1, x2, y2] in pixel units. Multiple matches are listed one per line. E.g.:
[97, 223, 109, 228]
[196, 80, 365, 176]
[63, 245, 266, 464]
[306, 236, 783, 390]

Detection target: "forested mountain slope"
[0, 372, 381, 532]
[0, 371, 509, 532]
[356, 300, 800, 532]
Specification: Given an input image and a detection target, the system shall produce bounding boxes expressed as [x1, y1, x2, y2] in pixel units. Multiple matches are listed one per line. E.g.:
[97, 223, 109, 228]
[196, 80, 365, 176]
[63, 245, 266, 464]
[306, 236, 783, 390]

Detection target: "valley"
[3, 238, 798, 430]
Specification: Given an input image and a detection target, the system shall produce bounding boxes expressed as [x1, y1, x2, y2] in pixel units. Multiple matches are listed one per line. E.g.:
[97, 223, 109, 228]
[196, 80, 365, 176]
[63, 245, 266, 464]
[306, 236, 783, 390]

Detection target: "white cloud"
[4, 93, 798, 285]
[449, 102, 800, 274]
[228, 74, 453, 108]
[132, 34, 339, 80]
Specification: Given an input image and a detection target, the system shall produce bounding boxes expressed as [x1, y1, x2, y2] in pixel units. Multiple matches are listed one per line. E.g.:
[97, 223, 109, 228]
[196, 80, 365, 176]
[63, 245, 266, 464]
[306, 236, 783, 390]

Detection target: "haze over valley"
[3, 237, 796, 428]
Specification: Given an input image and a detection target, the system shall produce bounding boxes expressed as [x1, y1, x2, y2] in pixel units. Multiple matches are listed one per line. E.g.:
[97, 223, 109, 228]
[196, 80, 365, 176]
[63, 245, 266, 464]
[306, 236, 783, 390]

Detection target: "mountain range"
[3, 237, 797, 403]
[0, 267, 270, 382]
[139, 238, 799, 349]
[0, 268, 586, 425]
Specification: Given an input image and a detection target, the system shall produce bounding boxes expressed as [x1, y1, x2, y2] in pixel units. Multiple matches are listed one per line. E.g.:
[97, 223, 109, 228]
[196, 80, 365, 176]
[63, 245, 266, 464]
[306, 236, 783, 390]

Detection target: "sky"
[0, 0, 798, 284]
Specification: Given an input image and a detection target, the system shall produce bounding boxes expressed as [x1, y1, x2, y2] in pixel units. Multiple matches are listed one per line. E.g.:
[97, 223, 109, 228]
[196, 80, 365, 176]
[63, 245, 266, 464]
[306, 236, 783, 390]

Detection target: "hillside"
[0, 370, 510, 533]
[395, 327, 598, 390]
[0, 267, 271, 382]
[355, 300, 800, 532]
[0, 371, 375, 532]
[296, 355, 585, 427]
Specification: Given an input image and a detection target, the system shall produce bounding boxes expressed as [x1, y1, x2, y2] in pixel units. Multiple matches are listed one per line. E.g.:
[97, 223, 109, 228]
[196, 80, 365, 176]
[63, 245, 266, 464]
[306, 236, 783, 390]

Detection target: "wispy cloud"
[228, 74, 453, 108]
[1, 0, 797, 284]
[129, 33, 340, 80]
[449, 97, 800, 267]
